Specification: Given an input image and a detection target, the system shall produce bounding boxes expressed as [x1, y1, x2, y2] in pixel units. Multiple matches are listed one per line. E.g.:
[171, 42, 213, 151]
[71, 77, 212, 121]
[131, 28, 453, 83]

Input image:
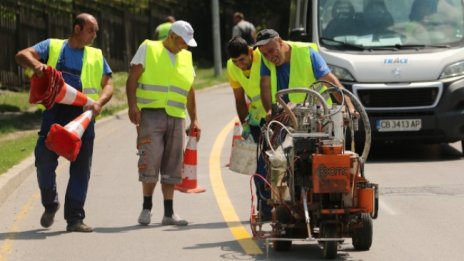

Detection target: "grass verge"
[0, 134, 37, 174]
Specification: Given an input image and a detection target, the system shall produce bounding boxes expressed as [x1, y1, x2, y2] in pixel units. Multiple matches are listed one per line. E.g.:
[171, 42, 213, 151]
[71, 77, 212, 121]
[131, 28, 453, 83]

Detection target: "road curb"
[0, 156, 35, 207]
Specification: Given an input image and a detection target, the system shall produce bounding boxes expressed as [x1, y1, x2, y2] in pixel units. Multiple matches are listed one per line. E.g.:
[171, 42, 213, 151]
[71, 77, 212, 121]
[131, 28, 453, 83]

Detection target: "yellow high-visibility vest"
[227, 48, 266, 124]
[47, 39, 103, 101]
[136, 40, 194, 118]
[263, 41, 332, 105]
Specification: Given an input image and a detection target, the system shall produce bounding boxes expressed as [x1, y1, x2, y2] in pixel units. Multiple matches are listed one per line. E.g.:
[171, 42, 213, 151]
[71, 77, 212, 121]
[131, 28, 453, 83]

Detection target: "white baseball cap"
[170, 20, 197, 47]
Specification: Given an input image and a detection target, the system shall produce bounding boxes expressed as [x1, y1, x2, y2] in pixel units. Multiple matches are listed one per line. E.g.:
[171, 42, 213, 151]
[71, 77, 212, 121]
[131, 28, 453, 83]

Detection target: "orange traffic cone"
[29, 66, 93, 109]
[29, 66, 64, 109]
[45, 110, 93, 161]
[226, 121, 242, 167]
[54, 82, 94, 107]
[175, 129, 206, 193]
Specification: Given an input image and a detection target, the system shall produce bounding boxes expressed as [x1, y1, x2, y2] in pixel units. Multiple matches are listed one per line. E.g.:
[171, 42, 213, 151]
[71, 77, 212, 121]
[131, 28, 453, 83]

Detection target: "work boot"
[40, 204, 60, 228]
[66, 220, 93, 233]
[138, 209, 152, 225]
[161, 213, 188, 226]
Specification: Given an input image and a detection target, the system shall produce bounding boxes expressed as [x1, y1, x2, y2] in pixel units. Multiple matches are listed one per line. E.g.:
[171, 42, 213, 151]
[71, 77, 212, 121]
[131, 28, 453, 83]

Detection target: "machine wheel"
[352, 213, 373, 250]
[322, 224, 338, 259]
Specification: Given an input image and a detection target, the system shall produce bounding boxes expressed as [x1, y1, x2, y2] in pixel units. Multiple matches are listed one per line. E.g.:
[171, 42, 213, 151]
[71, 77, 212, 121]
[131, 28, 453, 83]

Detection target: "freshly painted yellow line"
[209, 118, 262, 255]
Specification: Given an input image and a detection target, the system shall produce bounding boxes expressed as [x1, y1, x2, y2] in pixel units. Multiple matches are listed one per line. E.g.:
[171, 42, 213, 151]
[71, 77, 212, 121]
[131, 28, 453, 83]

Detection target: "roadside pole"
[211, 0, 222, 76]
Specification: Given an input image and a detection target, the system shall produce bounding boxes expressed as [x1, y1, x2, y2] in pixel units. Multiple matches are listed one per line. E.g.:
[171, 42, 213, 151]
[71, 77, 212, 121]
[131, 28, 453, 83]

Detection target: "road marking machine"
[250, 82, 379, 259]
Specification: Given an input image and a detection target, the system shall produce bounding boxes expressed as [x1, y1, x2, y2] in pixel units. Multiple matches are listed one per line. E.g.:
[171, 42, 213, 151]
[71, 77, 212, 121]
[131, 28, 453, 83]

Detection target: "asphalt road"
[0, 85, 463, 261]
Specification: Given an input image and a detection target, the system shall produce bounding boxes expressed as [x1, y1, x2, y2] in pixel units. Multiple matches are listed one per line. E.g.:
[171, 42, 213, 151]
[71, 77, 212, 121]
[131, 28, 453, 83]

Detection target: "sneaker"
[66, 221, 93, 233]
[161, 213, 188, 226]
[138, 209, 151, 225]
[40, 204, 60, 228]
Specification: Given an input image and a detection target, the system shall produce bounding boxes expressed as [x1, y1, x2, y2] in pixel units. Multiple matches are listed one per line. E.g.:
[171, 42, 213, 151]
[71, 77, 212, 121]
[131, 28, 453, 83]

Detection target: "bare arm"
[15, 47, 47, 77]
[187, 87, 201, 141]
[232, 87, 249, 124]
[126, 64, 144, 125]
[260, 75, 272, 121]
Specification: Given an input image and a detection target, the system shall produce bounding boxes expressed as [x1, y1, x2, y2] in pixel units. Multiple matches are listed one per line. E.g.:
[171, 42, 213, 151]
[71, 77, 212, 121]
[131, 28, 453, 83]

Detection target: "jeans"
[35, 135, 94, 224]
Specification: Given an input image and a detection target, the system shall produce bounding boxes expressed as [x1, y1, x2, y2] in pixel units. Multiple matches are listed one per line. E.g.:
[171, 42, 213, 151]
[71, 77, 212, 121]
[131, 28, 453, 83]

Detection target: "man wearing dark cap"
[126, 20, 200, 227]
[254, 29, 357, 120]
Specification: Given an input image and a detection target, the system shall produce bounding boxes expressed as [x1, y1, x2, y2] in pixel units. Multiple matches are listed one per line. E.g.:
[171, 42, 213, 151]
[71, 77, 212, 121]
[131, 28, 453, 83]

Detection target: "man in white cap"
[126, 20, 200, 226]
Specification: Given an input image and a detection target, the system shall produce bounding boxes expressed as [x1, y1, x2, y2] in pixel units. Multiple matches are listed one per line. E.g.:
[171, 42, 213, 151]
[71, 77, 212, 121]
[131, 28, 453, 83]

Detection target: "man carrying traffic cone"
[126, 20, 200, 227]
[15, 13, 113, 232]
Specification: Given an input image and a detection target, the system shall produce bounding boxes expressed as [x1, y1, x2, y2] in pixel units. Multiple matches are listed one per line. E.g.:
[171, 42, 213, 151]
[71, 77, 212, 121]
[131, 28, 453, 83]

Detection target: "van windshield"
[319, 0, 464, 49]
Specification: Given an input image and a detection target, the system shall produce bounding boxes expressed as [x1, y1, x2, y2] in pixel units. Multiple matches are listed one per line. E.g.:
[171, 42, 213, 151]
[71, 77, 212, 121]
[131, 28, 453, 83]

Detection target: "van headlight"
[440, 61, 464, 79]
[328, 64, 355, 81]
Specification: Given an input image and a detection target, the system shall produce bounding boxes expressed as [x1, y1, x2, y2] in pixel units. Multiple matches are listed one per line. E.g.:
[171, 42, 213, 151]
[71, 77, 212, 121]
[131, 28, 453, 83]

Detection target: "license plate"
[376, 119, 422, 132]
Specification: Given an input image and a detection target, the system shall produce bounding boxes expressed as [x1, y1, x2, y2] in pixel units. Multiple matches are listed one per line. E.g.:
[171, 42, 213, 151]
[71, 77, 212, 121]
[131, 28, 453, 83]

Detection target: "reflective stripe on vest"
[136, 40, 194, 118]
[263, 41, 332, 106]
[47, 39, 103, 101]
[226, 48, 266, 123]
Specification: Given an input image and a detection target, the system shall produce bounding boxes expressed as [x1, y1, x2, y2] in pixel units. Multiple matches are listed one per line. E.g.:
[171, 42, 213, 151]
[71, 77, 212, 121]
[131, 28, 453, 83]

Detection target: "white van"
[289, 0, 464, 154]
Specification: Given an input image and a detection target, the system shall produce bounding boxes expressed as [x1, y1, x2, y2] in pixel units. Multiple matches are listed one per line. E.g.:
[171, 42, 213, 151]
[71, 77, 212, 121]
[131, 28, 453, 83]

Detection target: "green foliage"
[0, 91, 34, 112]
[194, 67, 228, 90]
[0, 133, 36, 175]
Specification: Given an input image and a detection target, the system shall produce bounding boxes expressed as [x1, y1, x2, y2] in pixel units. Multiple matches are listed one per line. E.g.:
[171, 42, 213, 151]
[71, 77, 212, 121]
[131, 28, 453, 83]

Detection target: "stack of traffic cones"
[29, 66, 93, 109]
[226, 121, 242, 167]
[175, 129, 206, 193]
[45, 110, 94, 161]
[29, 66, 64, 109]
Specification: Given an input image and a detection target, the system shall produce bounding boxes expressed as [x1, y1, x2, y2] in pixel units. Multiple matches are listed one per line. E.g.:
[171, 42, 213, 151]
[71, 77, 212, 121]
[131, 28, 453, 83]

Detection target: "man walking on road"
[226, 36, 272, 221]
[126, 20, 200, 226]
[15, 13, 113, 232]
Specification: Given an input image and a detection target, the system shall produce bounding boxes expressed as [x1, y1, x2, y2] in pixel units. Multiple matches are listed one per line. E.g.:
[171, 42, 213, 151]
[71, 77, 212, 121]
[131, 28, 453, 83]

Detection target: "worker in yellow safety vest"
[126, 20, 200, 227]
[15, 13, 113, 233]
[226, 36, 272, 221]
[254, 29, 358, 120]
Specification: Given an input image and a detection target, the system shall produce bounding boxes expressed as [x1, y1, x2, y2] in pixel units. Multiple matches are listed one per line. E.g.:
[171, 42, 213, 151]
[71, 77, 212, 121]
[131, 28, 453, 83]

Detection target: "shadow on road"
[0, 229, 67, 241]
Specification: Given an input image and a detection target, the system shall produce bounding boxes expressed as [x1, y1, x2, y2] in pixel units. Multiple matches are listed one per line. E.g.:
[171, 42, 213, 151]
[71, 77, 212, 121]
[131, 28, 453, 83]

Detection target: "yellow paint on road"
[209, 118, 262, 255]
